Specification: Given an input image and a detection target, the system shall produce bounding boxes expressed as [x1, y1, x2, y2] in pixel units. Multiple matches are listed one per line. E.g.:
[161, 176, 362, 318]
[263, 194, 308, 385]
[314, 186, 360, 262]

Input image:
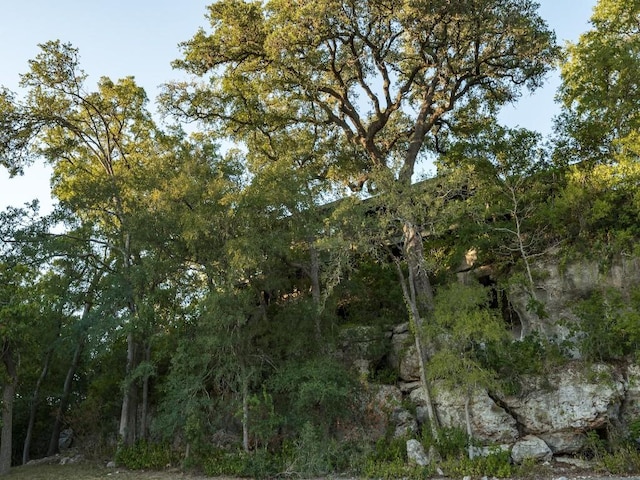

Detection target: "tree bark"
[119, 332, 138, 446]
[242, 375, 250, 453]
[23, 347, 54, 464]
[47, 338, 85, 456]
[308, 239, 322, 342]
[1, 341, 18, 475]
[395, 221, 440, 438]
[139, 342, 151, 441]
[464, 393, 474, 459]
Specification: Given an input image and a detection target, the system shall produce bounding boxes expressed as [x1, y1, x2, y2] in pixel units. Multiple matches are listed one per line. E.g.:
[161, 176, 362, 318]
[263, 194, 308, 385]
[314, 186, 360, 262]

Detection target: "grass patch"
[6, 463, 208, 480]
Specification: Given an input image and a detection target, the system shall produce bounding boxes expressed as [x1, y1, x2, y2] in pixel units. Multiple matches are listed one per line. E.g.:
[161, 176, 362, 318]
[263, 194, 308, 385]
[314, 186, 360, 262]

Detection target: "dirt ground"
[7, 459, 640, 480]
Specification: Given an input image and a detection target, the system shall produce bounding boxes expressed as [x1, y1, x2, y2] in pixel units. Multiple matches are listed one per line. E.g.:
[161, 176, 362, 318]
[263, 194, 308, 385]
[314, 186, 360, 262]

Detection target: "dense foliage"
[0, 0, 639, 477]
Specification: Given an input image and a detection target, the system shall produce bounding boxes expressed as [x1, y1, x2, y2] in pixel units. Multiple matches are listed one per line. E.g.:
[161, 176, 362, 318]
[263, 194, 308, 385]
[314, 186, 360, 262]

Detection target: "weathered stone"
[410, 386, 519, 444]
[539, 431, 586, 454]
[58, 428, 73, 450]
[469, 444, 511, 458]
[502, 363, 625, 434]
[511, 253, 640, 340]
[398, 344, 421, 382]
[391, 408, 418, 438]
[399, 381, 421, 393]
[359, 384, 403, 441]
[406, 439, 429, 466]
[511, 435, 552, 464]
[554, 456, 594, 469]
[338, 325, 386, 369]
[621, 364, 640, 430]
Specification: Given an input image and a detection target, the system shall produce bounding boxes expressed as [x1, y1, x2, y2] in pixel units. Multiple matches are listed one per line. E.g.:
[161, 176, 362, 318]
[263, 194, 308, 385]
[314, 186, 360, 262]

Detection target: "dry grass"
[6, 463, 219, 480]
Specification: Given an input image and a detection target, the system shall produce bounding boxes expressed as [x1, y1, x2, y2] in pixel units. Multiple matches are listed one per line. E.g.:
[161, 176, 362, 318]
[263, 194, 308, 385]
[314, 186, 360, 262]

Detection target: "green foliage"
[479, 332, 569, 394]
[573, 288, 640, 361]
[600, 446, 640, 475]
[441, 449, 514, 478]
[427, 283, 508, 393]
[430, 427, 470, 460]
[269, 357, 356, 433]
[202, 450, 247, 477]
[115, 440, 180, 470]
[361, 459, 426, 480]
[581, 428, 640, 475]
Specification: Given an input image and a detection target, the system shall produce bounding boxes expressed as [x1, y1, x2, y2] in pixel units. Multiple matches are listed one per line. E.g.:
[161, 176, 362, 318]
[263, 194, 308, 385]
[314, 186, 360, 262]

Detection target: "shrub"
[115, 440, 179, 470]
[573, 288, 640, 362]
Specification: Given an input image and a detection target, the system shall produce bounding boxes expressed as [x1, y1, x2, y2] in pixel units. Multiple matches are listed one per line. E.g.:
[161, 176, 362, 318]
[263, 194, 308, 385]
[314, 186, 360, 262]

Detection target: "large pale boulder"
[538, 431, 586, 454]
[502, 363, 625, 436]
[406, 439, 429, 467]
[511, 435, 552, 464]
[410, 386, 519, 444]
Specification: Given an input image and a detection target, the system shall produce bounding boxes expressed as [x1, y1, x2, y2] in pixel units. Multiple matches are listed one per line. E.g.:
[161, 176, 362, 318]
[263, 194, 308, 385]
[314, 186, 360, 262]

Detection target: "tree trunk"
[242, 375, 250, 453]
[395, 221, 440, 438]
[23, 347, 54, 464]
[139, 342, 151, 441]
[47, 338, 85, 456]
[1, 342, 18, 475]
[464, 393, 474, 459]
[119, 332, 138, 446]
[308, 239, 322, 342]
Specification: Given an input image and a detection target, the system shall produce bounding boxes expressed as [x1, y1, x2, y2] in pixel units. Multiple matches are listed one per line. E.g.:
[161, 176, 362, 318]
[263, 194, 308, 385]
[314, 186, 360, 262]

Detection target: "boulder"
[511, 435, 552, 464]
[338, 325, 387, 372]
[511, 253, 640, 340]
[406, 439, 429, 466]
[539, 431, 586, 454]
[391, 408, 418, 438]
[410, 386, 519, 444]
[359, 384, 403, 441]
[621, 364, 640, 430]
[502, 363, 625, 435]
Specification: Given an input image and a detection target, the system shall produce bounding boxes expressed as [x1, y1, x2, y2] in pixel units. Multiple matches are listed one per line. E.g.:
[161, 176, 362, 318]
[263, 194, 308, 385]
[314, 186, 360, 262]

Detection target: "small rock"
[406, 439, 429, 466]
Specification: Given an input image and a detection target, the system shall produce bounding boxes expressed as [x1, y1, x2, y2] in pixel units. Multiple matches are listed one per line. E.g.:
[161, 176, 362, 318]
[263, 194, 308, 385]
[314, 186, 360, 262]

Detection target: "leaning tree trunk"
[395, 221, 441, 438]
[47, 338, 85, 456]
[23, 347, 54, 464]
[1, 341, 18, 475]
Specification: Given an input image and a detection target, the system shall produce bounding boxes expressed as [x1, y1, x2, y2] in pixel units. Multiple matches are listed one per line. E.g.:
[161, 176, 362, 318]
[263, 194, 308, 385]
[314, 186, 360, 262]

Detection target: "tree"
[554, 0, 640, 246]
[163, 0, 558, 432]
[556, 0, 640, 166]
[427, 283, 507, 458]
[0, 207, 44, 474]
[443, 125, 559, 328]
[0, 41, 172, 447]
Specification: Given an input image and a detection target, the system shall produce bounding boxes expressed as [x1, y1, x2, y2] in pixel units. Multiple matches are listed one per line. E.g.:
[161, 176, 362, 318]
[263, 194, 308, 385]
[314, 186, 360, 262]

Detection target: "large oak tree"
[164, 0, 558, 431]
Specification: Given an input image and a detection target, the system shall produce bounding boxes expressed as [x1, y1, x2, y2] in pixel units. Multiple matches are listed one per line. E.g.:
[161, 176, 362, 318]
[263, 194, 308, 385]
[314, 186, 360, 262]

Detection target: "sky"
[0, 0, 598, 214]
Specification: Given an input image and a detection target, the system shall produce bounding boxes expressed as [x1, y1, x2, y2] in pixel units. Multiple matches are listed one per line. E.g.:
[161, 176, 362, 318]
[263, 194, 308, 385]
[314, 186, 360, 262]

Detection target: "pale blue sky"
[0, 1, 597, 212]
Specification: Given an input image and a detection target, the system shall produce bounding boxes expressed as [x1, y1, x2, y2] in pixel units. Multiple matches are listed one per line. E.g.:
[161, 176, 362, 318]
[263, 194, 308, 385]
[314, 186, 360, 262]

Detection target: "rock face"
[410, 386, 519, 445]
[511, 254, 640, 340]
[363, 254, 640, 462]
[503, 364, 624, 432]
[511, 435, 552, 464]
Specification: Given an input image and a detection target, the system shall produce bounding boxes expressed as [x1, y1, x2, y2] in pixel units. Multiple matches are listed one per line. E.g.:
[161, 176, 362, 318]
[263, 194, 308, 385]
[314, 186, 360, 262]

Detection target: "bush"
[601, 446, 640, 474]
[573, 288, 640, 362]
[479, 332, 569, 394]
[441, 449, 514, 478]
[203, 449, 281, 479]
[269, 357, 357, 432]
[115, 440, 180, 470]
